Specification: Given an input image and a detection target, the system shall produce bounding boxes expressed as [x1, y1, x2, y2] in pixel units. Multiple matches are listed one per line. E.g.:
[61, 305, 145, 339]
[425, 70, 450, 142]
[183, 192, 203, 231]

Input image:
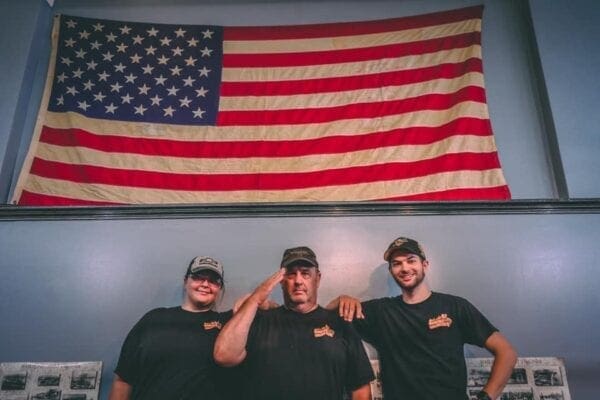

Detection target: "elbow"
[213, 345, 229, 366]
[213, 345, 244, 367]
[507, 345, 518, 367]
[487, 332, 518, 367]
[497, 340, 518, 368]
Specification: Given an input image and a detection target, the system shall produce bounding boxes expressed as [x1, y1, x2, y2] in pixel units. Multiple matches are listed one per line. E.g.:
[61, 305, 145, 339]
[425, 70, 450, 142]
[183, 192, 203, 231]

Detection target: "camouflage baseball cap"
[281, 246, 318, 268]
[383, 237, 426, 261]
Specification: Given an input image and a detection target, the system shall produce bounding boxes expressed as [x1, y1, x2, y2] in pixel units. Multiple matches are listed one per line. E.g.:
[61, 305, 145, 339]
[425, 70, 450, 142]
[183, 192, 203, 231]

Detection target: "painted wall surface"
[1, 1, 599, 400]
[0, 0, 51, 201]
[1, 214, 599, 399]
[529, 0, 600, 198]
[3, 0, 559, 200]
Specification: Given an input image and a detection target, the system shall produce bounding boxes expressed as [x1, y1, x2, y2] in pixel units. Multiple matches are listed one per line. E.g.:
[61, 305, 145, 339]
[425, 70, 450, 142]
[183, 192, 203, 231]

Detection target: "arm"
[325, 295, 364, 321]
[233, 293, 279, 313]
[481, 332, 518, 399]
[108, 374, 132, 400]
[232, 293, 251, 313]
[351, 383, 372, 400]
[213, 269, 284, 367]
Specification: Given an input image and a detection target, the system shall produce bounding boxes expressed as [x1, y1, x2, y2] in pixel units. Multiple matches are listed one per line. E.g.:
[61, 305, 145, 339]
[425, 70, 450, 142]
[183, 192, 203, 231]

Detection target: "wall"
[1, 213, 599, 399]
[1, 1, 599, 400]
[529, 0, 600, 198]
[0, 0, 52, 201]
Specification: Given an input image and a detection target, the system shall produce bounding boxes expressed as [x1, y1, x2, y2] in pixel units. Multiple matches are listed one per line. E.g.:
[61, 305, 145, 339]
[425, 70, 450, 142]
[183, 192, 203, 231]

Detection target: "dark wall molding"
[1, 200, 599, 221]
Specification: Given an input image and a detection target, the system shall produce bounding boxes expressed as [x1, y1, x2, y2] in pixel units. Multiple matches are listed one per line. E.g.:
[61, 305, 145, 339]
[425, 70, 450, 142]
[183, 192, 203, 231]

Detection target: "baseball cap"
[281, 246, 318, 268]
[186, 256, 224, 279]
[383, 237, 426, 261]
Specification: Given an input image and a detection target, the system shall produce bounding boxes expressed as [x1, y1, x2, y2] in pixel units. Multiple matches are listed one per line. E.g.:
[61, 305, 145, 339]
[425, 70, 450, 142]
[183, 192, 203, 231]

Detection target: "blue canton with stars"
[49, 15, 223, 125]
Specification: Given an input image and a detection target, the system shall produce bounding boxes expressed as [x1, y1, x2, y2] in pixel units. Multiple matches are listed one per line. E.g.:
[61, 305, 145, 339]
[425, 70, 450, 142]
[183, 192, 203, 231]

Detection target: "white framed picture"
[0, 362, 101, 400]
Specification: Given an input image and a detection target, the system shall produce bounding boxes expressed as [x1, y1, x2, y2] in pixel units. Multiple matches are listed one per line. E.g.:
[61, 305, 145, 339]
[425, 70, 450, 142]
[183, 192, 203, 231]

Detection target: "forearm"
[213, 295, 260, 366]
[483, 351, 517, 398]
[108, 374, 131, 400]
[483, 333, 518, 399]
[351, 383, 372, 400]
[215, 268, 284, 366]
[325, 296, 340, 310]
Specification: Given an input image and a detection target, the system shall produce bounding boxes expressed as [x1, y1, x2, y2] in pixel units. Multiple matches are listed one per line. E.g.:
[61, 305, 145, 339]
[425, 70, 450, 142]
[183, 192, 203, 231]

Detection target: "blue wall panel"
[529, 0, 600, 198]
[1, 214, 599, 399]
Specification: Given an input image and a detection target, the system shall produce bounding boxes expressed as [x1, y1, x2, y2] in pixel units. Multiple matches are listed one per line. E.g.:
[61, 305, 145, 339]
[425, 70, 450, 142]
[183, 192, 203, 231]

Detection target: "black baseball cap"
[281, 246, 318, 268]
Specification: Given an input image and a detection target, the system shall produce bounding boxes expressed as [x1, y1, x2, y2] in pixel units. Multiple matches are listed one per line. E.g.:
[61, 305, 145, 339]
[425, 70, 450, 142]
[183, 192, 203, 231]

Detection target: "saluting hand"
[249, 268, 285, 307]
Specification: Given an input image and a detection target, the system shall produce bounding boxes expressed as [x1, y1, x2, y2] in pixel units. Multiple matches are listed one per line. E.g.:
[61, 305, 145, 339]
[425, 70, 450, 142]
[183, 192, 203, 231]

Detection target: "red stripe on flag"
[221, 59, 483, 96]
[223, 32, 480, 68]
[30, 152, 502, 191]
[18, 190, 122, 206]
[40, 118, 492, 158]
[218, 86, 486, 126]
[224, 6, 483, 40]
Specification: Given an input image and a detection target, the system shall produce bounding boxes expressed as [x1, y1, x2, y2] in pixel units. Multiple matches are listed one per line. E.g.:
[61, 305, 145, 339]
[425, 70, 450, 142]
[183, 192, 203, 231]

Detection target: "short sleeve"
[351, 299, 380, 345]
[113, 310, 154, 384]
[343, 321, 376, 391]
[457, 298, 498, 346]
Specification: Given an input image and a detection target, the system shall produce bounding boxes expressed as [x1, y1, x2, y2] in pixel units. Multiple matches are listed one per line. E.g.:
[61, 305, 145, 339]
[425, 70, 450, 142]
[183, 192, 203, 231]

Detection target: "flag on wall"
[13, 5, 511, 205]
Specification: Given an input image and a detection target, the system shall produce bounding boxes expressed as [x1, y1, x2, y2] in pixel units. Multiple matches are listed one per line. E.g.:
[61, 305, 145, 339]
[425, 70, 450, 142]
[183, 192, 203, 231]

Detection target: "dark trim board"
[1, 200, 599, 221]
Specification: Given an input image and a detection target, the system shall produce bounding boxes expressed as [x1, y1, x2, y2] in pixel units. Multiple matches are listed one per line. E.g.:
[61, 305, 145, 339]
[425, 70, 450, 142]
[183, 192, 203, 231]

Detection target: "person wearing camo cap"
[214, 246, 374, 400]
[327, 237, 517, 400]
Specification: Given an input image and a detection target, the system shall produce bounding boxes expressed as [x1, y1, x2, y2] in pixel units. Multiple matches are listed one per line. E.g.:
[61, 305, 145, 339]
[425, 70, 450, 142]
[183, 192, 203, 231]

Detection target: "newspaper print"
[368, 357, 571, 400]
[0, 362, 101, 400]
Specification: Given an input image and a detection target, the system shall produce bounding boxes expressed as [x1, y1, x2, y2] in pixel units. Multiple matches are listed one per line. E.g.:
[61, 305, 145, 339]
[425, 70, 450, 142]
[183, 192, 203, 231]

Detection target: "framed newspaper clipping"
[368, 357, 571, 400]
[0, 361, 102, 400]
[467, 357, 571, 400]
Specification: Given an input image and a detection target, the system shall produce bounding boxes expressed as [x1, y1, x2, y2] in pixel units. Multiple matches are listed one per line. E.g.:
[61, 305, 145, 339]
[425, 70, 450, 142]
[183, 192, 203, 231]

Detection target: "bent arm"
[213, 269, 284, 367]
[108, 374, 132, 400]
[351, 383, 372, 400]
[233, 293, 279, 313]
[482, 331, 518, 399]
[213, 294, 259, 366]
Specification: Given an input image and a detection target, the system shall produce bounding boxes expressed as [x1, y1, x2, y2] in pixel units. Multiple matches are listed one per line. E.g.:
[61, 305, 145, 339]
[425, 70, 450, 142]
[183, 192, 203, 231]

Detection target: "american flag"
[13, 6, 510, 205]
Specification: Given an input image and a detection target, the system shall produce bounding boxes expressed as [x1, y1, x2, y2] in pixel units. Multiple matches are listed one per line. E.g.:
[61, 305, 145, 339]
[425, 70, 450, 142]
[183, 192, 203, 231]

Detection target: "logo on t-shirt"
[313, 324, 335, 338]
[203, 321, 223, 330]
[428, 313, 453, 330]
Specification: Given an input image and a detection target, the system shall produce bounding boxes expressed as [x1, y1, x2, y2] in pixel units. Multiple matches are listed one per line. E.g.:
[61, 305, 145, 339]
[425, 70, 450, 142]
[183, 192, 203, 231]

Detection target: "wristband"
[476, 390, 492, 400]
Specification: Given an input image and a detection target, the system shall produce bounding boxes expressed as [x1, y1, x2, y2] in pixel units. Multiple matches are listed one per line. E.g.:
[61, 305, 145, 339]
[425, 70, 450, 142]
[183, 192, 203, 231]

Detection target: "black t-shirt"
[115, 306, 237, 400]
[354, 292, 498, 400]
[242, 306, 375, 400]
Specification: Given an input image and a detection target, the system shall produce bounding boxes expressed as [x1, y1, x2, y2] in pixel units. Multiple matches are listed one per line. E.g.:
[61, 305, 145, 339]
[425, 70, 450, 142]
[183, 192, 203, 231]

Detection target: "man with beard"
[213, 246, 374, 400]
[327, 237, 517, 400]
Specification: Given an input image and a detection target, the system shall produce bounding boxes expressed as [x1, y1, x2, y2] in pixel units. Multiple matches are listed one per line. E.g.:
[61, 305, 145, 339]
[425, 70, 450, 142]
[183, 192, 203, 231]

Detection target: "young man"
[328, 237, 517, 400]
[213, 246, 374, 400]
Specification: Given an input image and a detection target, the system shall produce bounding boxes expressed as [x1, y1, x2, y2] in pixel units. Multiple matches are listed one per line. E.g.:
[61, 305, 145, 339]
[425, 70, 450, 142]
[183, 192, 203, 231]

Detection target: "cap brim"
[190, 265, 223, 278]
[282, 257, 318, 268]
[384, 246, 423, 261]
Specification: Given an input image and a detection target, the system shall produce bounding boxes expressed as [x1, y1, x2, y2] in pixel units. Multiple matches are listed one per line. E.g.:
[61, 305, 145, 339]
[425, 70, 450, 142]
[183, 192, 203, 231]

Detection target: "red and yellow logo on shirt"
[428, 313, 453, 330]
[313, 324, 335, 338]
[203, 321, 222, 330]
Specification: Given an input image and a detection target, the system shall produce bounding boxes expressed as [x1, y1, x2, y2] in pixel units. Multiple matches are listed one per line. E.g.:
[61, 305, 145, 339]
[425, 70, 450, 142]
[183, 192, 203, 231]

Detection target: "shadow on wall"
[360, 263, 401, 300]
